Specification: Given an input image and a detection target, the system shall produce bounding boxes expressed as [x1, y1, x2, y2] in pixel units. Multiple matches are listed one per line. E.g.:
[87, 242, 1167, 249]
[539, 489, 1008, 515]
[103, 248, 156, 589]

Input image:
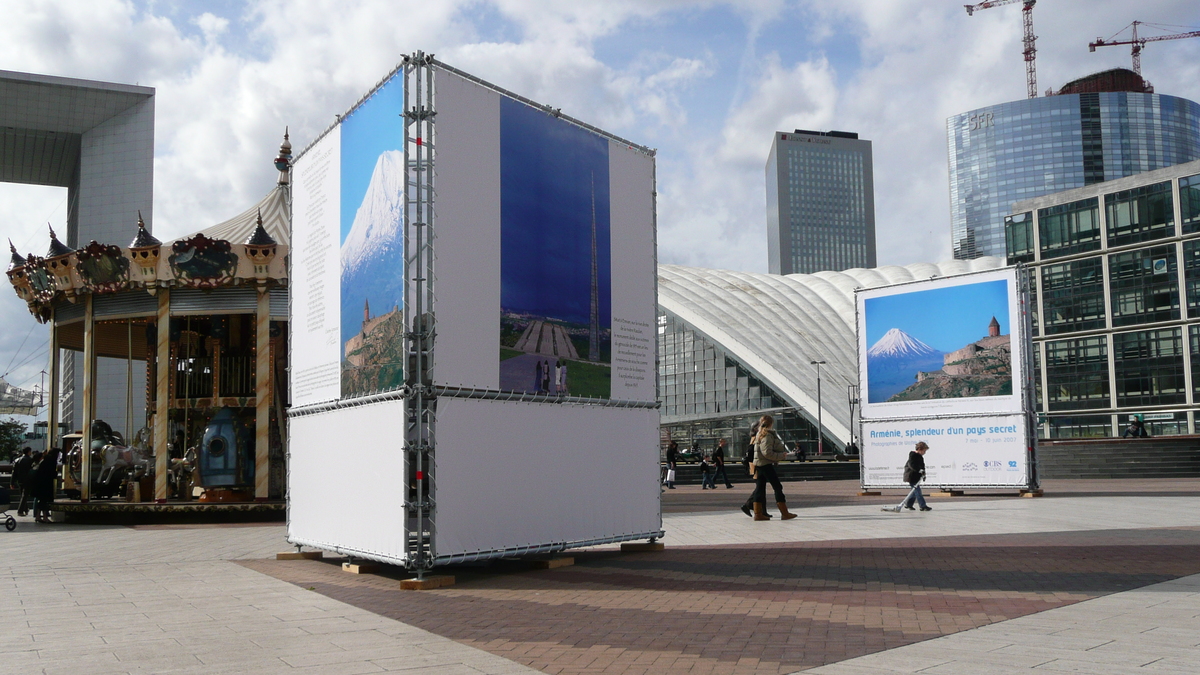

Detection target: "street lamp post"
[810, 360, 825, 455]
[847, 383, 860, 453]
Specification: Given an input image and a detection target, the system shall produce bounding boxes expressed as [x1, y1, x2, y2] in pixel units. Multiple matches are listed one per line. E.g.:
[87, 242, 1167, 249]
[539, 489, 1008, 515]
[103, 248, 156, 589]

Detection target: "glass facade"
[1182, 173, 1200, 234]
[1044, 336, 1108, 411]
[1040, 257, 1105, 335]
[1108, 245, 1179, 327]
[1037, 198, 1101, 260]
[767, 131, 875, 274]
[1105, 181, 1174, 247]
[657, 311, 826, 455]
[950, 92, 1200, 260]
[1113, 328, 1186, 408]
[1008, 162, 1200, 438]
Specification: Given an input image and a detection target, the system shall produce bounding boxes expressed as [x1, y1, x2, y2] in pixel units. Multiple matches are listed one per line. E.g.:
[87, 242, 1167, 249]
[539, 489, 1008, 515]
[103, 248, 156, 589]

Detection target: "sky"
[1, 0, 1199, 423]
[864, 279, 1009, 352]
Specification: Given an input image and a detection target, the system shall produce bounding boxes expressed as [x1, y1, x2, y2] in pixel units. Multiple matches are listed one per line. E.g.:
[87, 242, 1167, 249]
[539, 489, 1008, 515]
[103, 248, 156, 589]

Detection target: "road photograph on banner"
[861, 415, 1030, 488]
[497, 98, 613, 399]
[857, 267, 1024, 419]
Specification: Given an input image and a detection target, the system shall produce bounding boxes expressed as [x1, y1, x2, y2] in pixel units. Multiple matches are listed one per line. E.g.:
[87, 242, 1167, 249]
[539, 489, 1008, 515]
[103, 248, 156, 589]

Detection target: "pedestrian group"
[662, 417, 935, 521]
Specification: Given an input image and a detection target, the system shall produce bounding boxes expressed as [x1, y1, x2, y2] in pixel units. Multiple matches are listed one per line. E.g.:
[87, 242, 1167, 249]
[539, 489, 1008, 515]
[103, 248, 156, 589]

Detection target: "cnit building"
[949, 68, 1200, 260]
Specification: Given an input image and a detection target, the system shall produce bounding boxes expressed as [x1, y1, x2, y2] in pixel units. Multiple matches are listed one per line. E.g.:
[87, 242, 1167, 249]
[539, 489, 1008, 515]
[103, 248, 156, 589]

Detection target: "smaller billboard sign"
[857, 267, 1025, 420]
[861, 414, 1029, 489]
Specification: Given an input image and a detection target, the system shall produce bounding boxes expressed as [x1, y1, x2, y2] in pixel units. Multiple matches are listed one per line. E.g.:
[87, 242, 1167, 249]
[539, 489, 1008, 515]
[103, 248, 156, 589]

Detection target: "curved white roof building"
[657, 258, 1005, 449]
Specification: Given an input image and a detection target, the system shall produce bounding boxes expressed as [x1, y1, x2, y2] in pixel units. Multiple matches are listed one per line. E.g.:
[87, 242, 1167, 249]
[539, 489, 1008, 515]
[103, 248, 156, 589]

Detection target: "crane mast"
[1090, 21, 1200, 76]
[965, 0, 1038, 99]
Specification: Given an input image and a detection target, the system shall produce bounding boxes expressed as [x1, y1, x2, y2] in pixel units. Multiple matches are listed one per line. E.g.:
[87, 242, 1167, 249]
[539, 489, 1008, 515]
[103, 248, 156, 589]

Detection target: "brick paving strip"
[240, 526, 1200, 675]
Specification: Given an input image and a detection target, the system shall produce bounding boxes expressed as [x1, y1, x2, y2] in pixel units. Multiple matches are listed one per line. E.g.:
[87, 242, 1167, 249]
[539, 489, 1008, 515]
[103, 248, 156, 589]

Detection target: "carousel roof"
[179, 184, 290, 247]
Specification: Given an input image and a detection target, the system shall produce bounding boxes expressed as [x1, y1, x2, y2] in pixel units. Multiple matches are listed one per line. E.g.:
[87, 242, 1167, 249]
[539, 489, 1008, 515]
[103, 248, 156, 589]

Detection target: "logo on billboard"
[1007, 460, 1020, 471]
[983, 460, 1002, 471]
[962, 462, 979, 471]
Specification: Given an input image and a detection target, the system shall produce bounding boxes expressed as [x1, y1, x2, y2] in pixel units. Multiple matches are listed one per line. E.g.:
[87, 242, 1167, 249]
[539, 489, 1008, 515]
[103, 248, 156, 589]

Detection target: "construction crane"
[1089, 21, 1200, 76]
[965, 0, 1038, 99]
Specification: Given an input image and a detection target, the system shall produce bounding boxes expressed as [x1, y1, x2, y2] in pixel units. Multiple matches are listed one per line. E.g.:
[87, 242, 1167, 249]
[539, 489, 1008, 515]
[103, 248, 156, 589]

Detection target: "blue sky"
[865, 280, 1009, 353]
[0, 0, 1198, 420]
[339, 71, 404, 245]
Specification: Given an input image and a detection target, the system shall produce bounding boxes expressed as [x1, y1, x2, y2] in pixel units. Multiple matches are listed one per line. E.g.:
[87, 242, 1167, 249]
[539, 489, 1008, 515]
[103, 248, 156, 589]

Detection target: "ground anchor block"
[400, 575, 455, 590]
[1020, 489, 1045, 498]
[276, 551, 323, 561]
[529, 557, 574, 570]
[342, 562, 380, 574]
[621, 542, 665, 552]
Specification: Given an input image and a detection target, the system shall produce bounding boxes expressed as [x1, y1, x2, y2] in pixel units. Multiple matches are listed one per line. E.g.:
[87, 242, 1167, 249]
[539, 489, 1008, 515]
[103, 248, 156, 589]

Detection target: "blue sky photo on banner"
[340, 75, 405, 399]
[498, 98, 613, 399]
[864, 279, 1011, 405]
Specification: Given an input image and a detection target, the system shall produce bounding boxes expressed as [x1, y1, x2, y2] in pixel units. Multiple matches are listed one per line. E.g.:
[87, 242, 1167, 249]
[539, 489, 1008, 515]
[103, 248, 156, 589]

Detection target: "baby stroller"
[0, 485, 15, 531]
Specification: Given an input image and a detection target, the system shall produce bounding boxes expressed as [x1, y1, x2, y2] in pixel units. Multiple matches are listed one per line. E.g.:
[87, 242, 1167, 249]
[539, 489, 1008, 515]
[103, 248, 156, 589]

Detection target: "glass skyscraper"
[949, 82, 1200, 261]
[767, 130, 876, 274]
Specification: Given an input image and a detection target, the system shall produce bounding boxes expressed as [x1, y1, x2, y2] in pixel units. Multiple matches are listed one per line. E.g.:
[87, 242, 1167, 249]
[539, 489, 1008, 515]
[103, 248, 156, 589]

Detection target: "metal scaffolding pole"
[403, 51, 437, 578]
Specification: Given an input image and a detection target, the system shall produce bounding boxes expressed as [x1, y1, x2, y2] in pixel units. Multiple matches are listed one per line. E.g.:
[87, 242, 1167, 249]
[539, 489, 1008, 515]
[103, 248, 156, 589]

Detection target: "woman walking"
[751, 415, 796, 521]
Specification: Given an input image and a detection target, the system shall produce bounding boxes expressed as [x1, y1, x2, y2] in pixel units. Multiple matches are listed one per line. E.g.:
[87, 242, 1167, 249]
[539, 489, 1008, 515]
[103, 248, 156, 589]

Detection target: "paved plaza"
[5, 480, 1200, 674]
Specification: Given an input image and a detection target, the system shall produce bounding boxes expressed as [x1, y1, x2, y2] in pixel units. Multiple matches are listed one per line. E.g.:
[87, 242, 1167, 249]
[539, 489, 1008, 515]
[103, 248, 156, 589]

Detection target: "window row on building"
[1010, 160, 1200, 438]
[1007, 172, 1200, 263]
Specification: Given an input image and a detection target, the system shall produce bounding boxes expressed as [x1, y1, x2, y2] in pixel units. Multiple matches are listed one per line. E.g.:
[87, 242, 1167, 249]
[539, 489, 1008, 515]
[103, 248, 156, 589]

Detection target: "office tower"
[948, 68, 1200, 260]
[766, 129, 876, 274]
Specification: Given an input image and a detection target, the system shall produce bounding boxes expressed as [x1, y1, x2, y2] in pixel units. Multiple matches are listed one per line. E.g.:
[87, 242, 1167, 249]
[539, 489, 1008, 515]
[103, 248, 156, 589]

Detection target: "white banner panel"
[857, 267, 1024, 419]
[861, 415, 1030, 489]
[290, 128, 342, 407]
[434, 397, 661, 560]
[608, 140, 658, 403]
[288, 399, 407, 562]
[433, 69, 502, 390]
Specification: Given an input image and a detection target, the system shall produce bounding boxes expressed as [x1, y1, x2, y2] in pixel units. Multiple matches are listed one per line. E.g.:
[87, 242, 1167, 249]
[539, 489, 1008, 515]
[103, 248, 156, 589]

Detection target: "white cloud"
[191, 12, 229, 43]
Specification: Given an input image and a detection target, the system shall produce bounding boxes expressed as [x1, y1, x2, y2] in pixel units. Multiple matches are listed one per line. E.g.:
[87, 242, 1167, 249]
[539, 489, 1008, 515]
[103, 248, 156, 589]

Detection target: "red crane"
[965, 0, 1039, 99]
[1090, 22, 1200, 76]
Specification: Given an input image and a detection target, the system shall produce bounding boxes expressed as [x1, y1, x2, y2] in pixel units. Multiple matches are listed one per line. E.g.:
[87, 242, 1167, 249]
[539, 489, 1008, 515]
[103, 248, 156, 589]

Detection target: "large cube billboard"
[288, 58, 661, 566]
[855, 267, 1036, 490]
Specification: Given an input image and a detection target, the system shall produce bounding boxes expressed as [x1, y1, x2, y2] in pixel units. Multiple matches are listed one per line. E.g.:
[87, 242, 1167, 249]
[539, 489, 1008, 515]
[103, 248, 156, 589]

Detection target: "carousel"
[4, 134, 293, 519]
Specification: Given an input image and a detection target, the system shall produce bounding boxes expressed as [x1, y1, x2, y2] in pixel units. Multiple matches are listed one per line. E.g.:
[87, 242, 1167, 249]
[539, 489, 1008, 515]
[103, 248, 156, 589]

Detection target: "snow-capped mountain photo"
[340, 149, 404, 351]
[867, 328, 938, 360]
[866, 328, 944, 403]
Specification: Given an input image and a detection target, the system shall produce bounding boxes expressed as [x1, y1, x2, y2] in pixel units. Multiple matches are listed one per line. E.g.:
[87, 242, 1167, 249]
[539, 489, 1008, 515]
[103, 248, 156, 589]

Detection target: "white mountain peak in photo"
[867, 328, 938, 359]
[341, 149, 404, 275]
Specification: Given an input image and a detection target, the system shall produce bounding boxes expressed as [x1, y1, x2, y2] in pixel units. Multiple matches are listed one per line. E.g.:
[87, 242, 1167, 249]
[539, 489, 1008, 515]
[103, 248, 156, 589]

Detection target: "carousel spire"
[274, 127, 292, 185]
[7, 239, 26, 271]
[46, 224, 73, 258]
[245, 209, 277, 246]
[129, 210, 161, 248]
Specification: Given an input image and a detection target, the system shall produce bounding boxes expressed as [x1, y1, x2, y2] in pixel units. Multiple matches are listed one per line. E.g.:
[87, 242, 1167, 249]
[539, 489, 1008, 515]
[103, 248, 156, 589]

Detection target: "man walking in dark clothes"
[882, 441, 932, 513]
[712, 438, 734, 489]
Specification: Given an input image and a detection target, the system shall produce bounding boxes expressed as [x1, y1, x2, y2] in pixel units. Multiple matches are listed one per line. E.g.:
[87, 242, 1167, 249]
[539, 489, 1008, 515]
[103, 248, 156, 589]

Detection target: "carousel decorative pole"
[154, 289, 171, 501]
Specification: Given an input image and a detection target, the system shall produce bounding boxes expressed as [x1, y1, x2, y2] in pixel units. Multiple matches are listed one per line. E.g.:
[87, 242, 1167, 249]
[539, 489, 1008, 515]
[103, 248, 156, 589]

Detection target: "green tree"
[0, 418, 28, 462]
